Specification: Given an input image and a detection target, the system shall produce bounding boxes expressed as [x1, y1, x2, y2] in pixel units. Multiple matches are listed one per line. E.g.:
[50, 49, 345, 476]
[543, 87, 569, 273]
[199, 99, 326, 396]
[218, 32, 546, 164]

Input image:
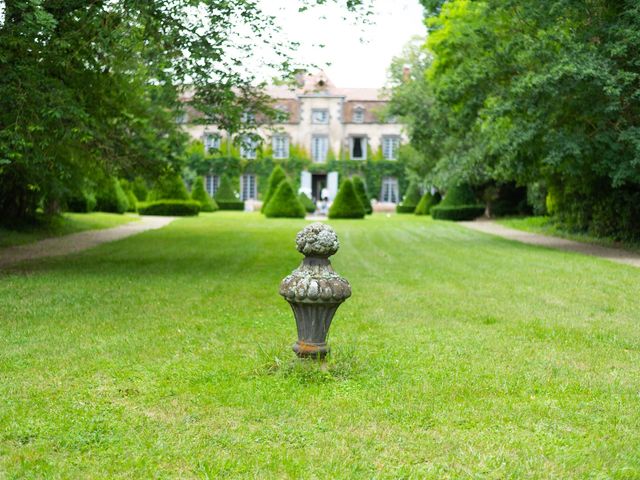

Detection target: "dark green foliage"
[191, 176, 219, 212]
[441, 184, 478, 207]
[96, 178, 129, 214]
[352, 176, 372, 214]
[328, 179, 365, 219]
[138, 200, 200, 216]
[490, 183, 530, 217]
[414, 191, 441, 215]
[66, 190, 97, 213]
[264, 181, 306, 218]
[132, 177, 149, 203]
[153, 174, 189, 201]
[396, 181, 421, 213]
[215, 175, 244, 210]
[298, 192, 317, 213]
[125, 190, 138, 213]
[261, 165, 287, 213]
[431, 205, 485, 221]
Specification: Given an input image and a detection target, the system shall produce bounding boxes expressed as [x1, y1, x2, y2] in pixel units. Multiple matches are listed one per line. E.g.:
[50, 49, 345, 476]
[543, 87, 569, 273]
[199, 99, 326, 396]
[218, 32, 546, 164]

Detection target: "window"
[272, 135, 289, 159]
[176, 112, 188, 124]
[350, 136, 367, 160]
[204, 134, 221, 153]
[311, 135, 329, 163]
[380, 177, 399, 203]
[240, 174, 257, 201]
[352, 107, 364, 123]
[204, 175, 220, 197]
[382, 136, 400, 160]
[240, 136, 258, 159]
[311, 109, 329, 124]
[241, 111, 255, 124]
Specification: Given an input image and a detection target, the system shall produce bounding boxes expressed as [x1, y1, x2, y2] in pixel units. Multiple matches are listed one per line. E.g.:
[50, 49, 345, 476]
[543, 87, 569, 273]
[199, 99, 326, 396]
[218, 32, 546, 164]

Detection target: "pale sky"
[260, 0, 426, 88]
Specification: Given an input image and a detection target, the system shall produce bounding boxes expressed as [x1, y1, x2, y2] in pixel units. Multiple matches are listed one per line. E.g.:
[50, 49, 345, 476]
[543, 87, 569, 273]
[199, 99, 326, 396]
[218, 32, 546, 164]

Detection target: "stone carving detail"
[280, 223, 351, 357]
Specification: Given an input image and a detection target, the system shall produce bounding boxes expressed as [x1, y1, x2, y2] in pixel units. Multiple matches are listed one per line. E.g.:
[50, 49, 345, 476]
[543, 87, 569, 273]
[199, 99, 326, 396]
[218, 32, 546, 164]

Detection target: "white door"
[300, 171, 312, 197]
[327, 172, 339, 202]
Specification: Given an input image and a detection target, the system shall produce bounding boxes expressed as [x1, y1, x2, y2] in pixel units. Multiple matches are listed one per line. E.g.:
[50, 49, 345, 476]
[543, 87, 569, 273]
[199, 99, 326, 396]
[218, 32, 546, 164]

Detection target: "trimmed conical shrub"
[431, 183, 484, 221]
[328, 179, 365, 219]
[191, 176, 219, 212]
[352, 176, 372, 215]
[215, 174, 244, 210]
[96, 177, 129, 213]
[153, 174, 189, 201]
[298, 192, 316, 213]
[261, 165, 287, 212]
[264, 180, 306, 218]
[441, 183, 477, 206]
[415, 191, 441, 215]
[396, 181, 421, 213]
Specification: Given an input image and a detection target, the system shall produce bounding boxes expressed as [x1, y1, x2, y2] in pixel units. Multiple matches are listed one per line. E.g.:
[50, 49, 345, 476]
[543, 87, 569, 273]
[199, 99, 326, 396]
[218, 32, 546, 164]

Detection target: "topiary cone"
[328, 179, 365, 219]
[261, 165, 287, 213]
[264, 180, 306, 218]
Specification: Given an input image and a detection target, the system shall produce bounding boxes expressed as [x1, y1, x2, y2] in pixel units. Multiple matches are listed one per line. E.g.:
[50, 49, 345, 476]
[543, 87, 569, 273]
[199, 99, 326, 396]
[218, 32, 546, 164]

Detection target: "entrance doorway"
[311, 174, 327, 202]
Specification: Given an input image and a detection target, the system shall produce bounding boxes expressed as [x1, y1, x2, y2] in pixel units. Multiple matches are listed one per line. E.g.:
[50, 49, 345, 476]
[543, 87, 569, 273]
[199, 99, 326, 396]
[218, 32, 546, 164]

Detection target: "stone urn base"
[279, 223, 351, 359]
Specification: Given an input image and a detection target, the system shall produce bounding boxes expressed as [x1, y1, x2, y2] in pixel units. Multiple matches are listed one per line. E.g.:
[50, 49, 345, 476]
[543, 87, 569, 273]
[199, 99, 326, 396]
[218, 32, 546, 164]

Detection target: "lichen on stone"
[295, 222, 339, 257]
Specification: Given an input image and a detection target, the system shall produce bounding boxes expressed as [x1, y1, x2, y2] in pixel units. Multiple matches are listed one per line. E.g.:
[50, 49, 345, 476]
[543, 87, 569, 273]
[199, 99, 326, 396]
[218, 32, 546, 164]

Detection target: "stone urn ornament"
[280, 223, 351, 358]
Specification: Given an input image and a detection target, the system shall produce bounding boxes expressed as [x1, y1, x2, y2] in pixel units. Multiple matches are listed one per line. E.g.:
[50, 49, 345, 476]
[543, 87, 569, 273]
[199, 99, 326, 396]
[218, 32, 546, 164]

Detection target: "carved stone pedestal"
[279, 223, 351, 358]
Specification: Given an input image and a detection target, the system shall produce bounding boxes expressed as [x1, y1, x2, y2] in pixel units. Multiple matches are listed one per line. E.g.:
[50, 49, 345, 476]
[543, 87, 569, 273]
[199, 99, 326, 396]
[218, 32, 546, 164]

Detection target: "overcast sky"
[260, 0, 426, 88]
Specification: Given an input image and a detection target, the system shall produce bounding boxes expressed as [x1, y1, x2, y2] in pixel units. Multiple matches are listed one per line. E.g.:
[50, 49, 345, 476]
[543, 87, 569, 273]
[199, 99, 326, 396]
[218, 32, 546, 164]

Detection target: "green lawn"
[0, 212, 139, 248]
[1, 212, 639, 478]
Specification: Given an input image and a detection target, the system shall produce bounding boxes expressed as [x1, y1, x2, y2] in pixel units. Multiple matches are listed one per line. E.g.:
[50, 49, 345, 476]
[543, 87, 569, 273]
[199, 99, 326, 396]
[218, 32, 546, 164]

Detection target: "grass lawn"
[1, 212, 639, 478]
[498, 216, 640, 253]
[0, 212, 139, 249]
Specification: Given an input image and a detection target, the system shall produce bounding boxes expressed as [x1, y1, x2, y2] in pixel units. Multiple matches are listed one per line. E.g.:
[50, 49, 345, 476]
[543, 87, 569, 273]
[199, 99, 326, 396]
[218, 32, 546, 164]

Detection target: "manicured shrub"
[191, 176, 219, 212]
[441, 183, 478, 207]
[132, 176, 149, 202]
[414, 191, 441, 215]
[298, 192, 316, 213]
[96, 177, 129, 214]
[138, 200, 200, 216]
[328, 179, 365, 219]
[66, 190, 97, 213]
[125, 189, 138, 213]
[264, 180, 306, 218]
[352, 176, 372, 214]
[152, 174, 189, 201]
[396, 181, 421, 213]
[261, 165, 287, 213]
[214, 174, 244, 210]
[431, 205, 486, 221]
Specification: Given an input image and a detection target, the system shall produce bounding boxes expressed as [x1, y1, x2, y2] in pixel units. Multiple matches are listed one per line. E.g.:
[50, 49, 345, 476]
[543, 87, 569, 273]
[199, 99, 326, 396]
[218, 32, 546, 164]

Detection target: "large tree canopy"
[0, 0, 368, 224]
[391, 0, 640, 240]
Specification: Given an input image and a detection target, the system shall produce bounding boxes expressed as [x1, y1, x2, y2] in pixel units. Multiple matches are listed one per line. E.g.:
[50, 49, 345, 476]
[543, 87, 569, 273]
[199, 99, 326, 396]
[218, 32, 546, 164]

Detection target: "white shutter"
[327, 172, 339, 202]
[300, 171, 312, 197]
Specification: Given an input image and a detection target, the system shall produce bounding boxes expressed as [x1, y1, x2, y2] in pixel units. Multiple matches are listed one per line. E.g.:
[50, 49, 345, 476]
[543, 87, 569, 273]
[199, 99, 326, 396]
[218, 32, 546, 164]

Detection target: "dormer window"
[311, 109, 329, 124]
[352, 107, 365, 124]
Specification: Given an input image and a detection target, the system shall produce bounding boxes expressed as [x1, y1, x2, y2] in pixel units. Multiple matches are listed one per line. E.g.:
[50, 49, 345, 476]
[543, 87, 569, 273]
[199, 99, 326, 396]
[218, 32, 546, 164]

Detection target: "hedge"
[431, 205, 485, 221]
[264, 180, 306, 218]
[191, 176, 219, 212]
[352, 175, 372, 214]
[215, 174, 244, 210]
[396, 205, 416, 214]
[328, 179, 365, 219]
[441, 183, 478, 207]
[138, 200, 200, 216]
[298, 192, 317, 213]
[261, 165, 287, 213]
[96, 177, 129, 214]
[414, 191, 441, 216]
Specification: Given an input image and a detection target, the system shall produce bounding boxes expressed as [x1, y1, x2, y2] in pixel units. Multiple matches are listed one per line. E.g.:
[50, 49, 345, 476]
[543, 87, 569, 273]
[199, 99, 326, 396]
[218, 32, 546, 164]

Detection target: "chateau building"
[183, 72, 407, 205]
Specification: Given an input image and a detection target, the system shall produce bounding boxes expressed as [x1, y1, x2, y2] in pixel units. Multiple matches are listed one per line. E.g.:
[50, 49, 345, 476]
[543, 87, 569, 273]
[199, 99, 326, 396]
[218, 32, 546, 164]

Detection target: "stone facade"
[182, 72, 407, 206]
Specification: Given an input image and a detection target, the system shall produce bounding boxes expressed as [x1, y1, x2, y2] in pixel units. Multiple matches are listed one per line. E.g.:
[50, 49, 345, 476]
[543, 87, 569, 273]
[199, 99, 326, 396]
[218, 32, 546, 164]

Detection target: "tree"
[152, 174, 189, 201]
[261, 165, 287, 213]
[352, 176, 372, 214]
[264, 180, 306, 218]
[0, 1, 370, 225]
[191, 176, 219, 212]
[328, 179, 365, 219]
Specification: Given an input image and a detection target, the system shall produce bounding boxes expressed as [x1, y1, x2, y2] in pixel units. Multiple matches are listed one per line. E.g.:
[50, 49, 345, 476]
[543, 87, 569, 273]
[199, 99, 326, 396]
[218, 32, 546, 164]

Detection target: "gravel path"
[460, 220, 640, 268]
[0, 216, 175, 269]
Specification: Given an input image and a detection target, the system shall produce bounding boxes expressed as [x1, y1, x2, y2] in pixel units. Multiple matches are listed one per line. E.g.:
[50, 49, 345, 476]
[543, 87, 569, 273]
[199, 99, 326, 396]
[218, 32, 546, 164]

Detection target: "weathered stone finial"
[280, 223, 351, 358]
